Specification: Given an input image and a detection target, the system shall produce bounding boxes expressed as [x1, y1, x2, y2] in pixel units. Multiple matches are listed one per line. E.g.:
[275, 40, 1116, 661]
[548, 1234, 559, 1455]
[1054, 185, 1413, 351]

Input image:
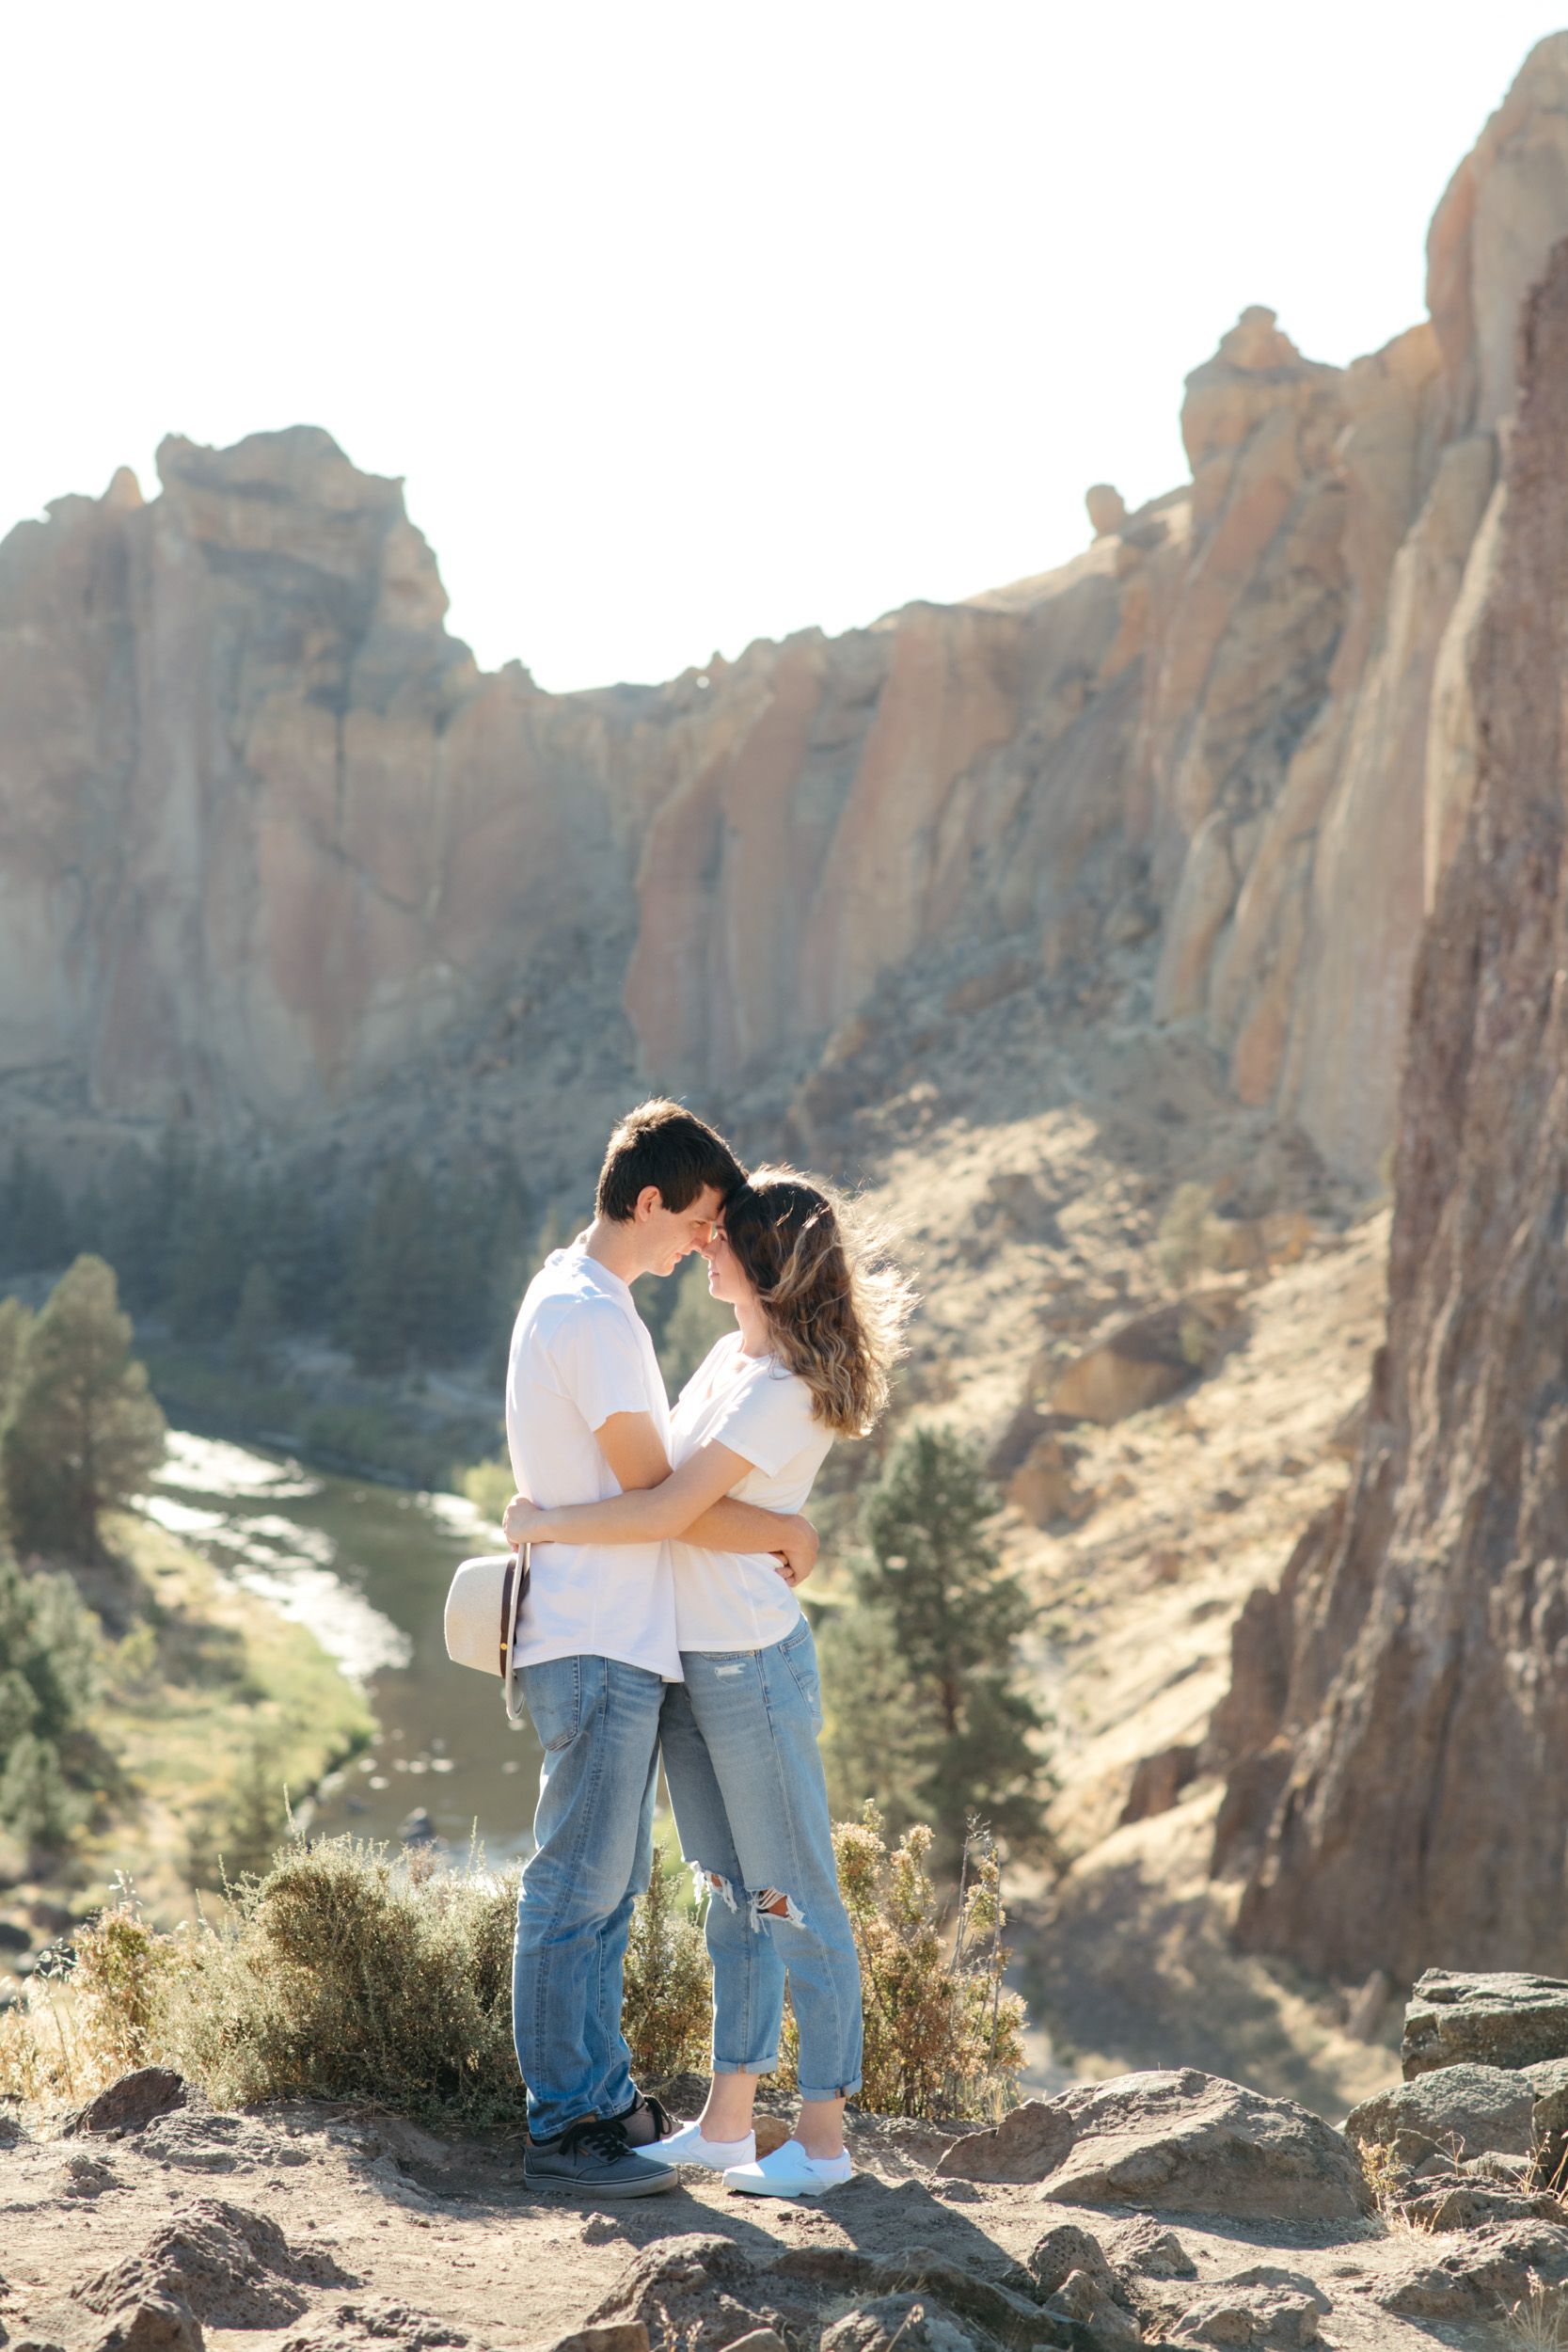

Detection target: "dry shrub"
[158, 1836, 525, 2126]
[621, 1845, 711, 2079]
[0, 1898, 176, 2106]
[779, 1804, 1023, 2120]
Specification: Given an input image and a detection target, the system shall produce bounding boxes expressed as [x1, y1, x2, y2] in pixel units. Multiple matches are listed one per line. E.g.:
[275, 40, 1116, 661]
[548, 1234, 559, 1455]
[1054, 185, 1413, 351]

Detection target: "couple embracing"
[500, 1099, 911, 2202]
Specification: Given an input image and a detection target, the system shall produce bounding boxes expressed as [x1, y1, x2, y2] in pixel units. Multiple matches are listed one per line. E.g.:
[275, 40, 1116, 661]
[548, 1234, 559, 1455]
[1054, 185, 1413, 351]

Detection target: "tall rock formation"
[4, 40, 1568, 1186]
[1210, 236, 1568, 1982]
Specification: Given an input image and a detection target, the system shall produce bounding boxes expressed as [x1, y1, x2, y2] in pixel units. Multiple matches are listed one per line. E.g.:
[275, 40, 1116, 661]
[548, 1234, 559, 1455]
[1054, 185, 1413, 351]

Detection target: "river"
[144, 1428, 545, 1861]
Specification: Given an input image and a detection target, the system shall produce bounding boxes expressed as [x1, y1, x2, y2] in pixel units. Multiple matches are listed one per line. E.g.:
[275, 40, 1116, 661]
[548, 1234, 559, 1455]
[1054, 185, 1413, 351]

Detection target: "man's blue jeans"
[512, 1653, 665, 2141]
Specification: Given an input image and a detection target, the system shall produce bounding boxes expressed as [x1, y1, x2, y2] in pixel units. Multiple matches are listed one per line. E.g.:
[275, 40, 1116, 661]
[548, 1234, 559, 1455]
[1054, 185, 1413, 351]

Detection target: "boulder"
[934, 2070, 1370, 2222]
[66, 2068, 186, 2138]
[821, 2300, 981, 2352]
[1165, 2282, 1319, 2347]
[1045, 2270, 1141, 2348]
[1118, 1744, 1200, 1827]
[1402, 1970, 1568, 2077]
[1403, 2182, 1561, 2230]
[88, 2298, 204, 2352]
[72, 2199, 348, 2330]
[1376, 2218, 1568, 2322]
[1343, 2062, 1536, 2162]
[1086, 485, 1129, 538]
[277, 2303, 469, 2352]
[1051, 1297, 1242, 1426]
[1104, 2219, 1196, 2280]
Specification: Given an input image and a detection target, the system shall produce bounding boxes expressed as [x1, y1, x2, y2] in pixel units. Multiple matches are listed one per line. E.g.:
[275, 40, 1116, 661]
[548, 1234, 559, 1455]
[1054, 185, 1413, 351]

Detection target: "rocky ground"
[11, 1984, 1568, 2352]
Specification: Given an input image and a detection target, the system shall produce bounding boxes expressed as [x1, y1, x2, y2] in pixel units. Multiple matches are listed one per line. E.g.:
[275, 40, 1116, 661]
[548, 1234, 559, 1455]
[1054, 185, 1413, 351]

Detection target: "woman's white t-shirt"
[670, 1332, 833, 1652]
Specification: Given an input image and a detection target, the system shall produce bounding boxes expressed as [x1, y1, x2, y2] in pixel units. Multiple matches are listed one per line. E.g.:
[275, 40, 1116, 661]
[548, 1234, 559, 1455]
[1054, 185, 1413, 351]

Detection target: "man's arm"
[534, 1412, 819, 1583]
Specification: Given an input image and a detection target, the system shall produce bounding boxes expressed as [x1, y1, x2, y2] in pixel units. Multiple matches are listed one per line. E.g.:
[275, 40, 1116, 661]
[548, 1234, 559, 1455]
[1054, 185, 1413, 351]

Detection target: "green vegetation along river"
[144, 1430, 544, 1858]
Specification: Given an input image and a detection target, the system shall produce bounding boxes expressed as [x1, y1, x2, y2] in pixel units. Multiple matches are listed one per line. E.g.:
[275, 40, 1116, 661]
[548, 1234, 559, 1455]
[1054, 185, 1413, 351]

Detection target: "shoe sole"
[725, 2175, 848, 2198]
[525, 2168, 677, 2200]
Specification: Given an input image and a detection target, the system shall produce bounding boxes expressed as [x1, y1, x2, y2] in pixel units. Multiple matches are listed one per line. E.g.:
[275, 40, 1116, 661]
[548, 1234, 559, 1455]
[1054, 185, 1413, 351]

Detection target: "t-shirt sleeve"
[705, 1365, 821, 1477]
[546, 1300, 652, 1433]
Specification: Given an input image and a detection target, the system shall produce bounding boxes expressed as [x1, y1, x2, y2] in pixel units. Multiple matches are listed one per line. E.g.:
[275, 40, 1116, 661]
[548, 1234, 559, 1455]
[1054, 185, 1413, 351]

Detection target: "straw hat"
[444, 1545, 531, 1726]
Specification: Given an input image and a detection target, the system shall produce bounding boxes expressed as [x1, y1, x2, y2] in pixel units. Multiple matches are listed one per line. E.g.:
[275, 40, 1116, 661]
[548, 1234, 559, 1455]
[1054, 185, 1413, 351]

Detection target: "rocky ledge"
[8, 1974, 1568, 2352]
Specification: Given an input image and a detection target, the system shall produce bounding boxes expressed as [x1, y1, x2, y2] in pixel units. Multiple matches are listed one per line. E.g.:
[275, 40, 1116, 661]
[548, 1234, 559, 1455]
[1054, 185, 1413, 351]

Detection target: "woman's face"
[703, 1217, 758, 1311]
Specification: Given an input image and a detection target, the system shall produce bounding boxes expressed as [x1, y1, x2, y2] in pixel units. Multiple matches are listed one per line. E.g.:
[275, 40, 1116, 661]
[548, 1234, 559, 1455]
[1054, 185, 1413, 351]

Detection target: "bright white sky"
[7, 3, 1563, 691]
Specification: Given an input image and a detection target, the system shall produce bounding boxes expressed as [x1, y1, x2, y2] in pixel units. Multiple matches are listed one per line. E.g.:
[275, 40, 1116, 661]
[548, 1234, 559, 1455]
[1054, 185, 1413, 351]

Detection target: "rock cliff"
[1210, 233, 1568, 1981]
[5, 40, 1568, 1193]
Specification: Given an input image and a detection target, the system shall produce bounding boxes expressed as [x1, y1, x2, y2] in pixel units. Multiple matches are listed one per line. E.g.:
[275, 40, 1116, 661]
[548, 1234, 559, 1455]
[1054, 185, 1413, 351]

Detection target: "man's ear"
[633, 1184, 665, 1226]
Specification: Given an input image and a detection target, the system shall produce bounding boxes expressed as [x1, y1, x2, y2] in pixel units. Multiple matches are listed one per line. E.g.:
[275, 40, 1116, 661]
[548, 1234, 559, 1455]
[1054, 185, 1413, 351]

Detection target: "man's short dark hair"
[595, 1099, 745, 1222]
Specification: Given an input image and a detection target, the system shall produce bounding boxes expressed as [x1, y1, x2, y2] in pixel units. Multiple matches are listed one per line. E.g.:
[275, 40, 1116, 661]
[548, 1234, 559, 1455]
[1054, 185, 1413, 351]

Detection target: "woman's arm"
[504, 1438, 755, 1548]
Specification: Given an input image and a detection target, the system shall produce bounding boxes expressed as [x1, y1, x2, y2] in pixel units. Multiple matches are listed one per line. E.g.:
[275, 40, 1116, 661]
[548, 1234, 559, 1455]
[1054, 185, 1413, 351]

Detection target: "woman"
[501, 1168, 912, 2198]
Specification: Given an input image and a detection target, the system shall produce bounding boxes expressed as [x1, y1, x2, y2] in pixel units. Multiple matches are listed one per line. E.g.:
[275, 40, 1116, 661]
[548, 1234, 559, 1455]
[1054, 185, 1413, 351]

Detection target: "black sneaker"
[611, 2090, 673, 2148]
[525, 2112, 677, 2200]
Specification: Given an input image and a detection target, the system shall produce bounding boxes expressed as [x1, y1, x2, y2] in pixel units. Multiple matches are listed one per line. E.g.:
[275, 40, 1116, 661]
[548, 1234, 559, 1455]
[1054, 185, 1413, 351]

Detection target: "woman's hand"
[501, 1493, 554, 1549]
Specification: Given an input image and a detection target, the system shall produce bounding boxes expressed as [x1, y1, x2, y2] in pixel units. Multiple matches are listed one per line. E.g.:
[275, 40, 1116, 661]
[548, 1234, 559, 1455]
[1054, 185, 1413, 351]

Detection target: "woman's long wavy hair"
[721, 1167, 915, 1437]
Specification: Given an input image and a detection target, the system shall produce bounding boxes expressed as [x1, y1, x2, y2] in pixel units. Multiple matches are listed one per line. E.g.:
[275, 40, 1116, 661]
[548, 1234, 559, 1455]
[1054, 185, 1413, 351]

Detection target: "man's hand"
[772, 1513, 819, 1588]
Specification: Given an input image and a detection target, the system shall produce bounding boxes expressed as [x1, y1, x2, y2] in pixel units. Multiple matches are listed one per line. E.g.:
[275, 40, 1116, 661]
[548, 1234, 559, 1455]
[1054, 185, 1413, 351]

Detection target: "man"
[506, 1098, 817, 2198]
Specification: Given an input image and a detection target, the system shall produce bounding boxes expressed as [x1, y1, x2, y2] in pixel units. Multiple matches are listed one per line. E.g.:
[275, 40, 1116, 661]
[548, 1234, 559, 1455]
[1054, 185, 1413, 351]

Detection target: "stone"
[1027, 2223, 1119, 2298]
[1376, 2219, 1568, 2322]
[1166, 2283, 1319, 2347]
[1344, 2062, 1537, 2162]
[1051, 1296, 1242, 1425]
[1402, 1972, 1568, 2077]
[1104, 2218, 1196, 2279]
[72, 2199, 349, 2329]
[88, 2299, 204, 2352]
[1085, 485, 1128, 537]
[66, 2067, 186, 2137]
[1118, 1744, 1199, 1827]
[277, 2303, 469, 2351]
[820, 2302, 978, 2352]
[713, 2334, 784, 2352]
[544, 2329, 650, 2352]
[934, 2070, 1370, 2222]
[1402, 2183, 1561, 2230]
[1046, 2270, 1140, 2348]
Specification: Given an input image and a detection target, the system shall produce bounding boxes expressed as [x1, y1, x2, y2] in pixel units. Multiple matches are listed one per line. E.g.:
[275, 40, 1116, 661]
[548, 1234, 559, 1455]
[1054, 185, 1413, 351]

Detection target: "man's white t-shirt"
[505, 1241, 682, 1683]
[670, 1332, 834, 1653]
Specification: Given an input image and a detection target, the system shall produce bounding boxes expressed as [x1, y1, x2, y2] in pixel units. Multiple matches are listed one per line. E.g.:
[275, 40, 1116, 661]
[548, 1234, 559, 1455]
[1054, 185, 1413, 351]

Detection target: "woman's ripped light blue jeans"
[658, 1617, 863, 2104]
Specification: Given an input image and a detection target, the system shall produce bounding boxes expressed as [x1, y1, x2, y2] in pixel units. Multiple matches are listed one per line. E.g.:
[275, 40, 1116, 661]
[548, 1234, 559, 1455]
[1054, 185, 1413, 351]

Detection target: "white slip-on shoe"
[723, 2137, 853, 2198]
[641, 2119, 757, 2171]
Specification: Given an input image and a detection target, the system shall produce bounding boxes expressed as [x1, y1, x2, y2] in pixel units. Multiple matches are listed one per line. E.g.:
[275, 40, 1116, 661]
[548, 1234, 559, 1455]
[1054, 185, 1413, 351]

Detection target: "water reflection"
[145, 1429, 543, 1861]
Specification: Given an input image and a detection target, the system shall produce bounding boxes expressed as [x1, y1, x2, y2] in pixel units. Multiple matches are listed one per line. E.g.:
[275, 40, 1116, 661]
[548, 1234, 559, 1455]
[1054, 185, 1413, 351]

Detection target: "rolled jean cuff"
[799, 2075, 863, 2102]
[712, 2053, 780, 2076]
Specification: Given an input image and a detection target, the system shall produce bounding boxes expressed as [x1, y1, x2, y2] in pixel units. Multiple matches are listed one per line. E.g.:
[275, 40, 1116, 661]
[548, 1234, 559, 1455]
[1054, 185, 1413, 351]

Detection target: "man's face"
[636, 1183, 724, 1278]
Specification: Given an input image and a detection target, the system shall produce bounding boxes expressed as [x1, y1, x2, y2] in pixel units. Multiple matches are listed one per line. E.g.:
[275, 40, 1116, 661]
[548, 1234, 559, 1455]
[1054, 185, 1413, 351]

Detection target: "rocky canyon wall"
[1210, 233, 1568, 1983]
[5, 38, 1568, 1186]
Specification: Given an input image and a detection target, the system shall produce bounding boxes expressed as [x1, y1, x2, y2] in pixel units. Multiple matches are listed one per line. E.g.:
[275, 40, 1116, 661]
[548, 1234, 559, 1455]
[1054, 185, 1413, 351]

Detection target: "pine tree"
[168, 1166, 251, 1340]
[0, 1298, 34, 1413]
[0, 1549, 100, 1852]
[842, 1426, 1053, 1869]
[0, 1256, 167, 1563]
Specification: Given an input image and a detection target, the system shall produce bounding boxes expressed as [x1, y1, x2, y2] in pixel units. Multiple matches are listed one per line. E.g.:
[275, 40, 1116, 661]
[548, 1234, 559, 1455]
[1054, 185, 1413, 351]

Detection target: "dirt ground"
[0, 2090, 1505, 2352]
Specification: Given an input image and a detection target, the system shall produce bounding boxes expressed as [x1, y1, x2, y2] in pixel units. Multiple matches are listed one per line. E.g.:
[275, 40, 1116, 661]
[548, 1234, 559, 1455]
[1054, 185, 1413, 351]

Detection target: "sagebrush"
[0, 1809, 1024, 2126]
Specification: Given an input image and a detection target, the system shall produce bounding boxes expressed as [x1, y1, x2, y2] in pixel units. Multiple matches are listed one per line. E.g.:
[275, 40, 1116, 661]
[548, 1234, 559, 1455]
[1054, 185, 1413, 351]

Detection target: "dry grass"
[1506, 2272, 1568, 2351]
[0, 1809, 1025, 2129]
[779, 1806, 1025, 2121]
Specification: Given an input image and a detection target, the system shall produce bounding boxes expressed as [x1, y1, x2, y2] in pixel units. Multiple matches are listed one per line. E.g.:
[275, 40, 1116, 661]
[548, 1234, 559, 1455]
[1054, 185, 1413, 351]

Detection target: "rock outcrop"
[1210, 236, 1568, 1979]
[8, 41, 1568, 1189]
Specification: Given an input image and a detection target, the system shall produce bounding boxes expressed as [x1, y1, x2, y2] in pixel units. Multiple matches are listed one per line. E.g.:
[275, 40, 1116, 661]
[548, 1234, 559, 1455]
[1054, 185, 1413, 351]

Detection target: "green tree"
[230, 1264, 283, 1375]
[0, 1549, 101, 1853]
[0, 1256, 167, 1563]
[836, 1427, 1053, 1870]
[168, 1166, 252, 1340]
[0, 1297, 34, 1415]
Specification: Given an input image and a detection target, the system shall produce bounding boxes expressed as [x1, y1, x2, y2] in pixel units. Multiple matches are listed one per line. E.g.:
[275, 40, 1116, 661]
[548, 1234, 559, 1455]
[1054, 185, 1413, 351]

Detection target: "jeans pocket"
[523, 1657, 581, 1752]
[778, 1625, 823, 1728]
